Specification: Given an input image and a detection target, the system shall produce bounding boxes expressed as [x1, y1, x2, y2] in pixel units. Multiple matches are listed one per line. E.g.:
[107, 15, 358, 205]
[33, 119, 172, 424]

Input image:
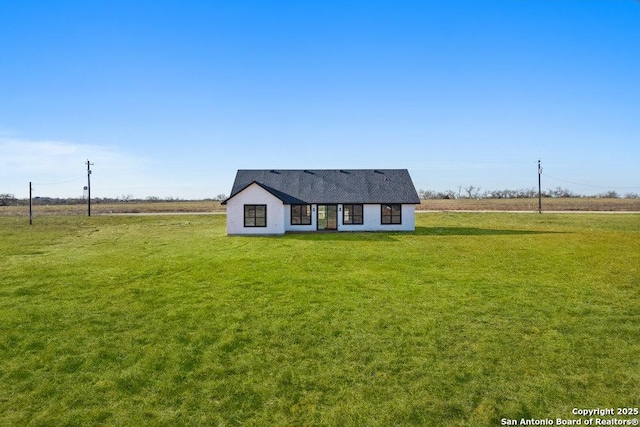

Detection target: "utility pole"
[29, 182, 33, 225]
[86, 160, 94, 217]
[538, 159, 542, 214]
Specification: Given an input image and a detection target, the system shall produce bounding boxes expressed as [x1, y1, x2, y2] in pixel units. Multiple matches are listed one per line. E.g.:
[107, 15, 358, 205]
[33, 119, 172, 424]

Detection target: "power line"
[32, 176, 84, 186]
[542, 173, 640, 190]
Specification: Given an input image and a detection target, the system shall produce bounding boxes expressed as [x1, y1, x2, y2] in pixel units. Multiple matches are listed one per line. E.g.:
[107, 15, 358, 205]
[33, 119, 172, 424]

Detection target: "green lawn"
[1, 213, 638, 426]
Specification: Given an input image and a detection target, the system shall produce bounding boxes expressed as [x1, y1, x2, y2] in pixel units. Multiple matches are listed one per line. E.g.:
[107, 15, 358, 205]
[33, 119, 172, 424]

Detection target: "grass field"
[1, 213, 639, 426]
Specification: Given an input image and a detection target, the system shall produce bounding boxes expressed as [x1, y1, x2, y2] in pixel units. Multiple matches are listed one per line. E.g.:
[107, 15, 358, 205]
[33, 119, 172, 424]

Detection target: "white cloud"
[0, 137, 232, 199]
[1, 138, 152, 198]
[2, 139, 111, 174]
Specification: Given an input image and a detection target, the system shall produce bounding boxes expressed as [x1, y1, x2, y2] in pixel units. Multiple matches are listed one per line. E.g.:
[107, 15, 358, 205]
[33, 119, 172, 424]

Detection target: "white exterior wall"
[399, 204, 416, 232]
[283, 203, 416, 232]
[284, 205, 316, 232]
[228, 196, 416, 235]
[338, 204, 416, 232]
[336, 204, 377, 232]
[226, 183, 285, 235]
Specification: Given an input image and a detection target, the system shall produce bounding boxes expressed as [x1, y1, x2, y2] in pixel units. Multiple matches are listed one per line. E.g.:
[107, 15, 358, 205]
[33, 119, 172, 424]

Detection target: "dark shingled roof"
[225, 169, 421, 204]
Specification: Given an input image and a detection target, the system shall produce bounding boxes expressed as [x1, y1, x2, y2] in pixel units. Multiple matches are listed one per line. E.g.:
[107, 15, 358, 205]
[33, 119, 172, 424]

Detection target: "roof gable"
[224, 169, 420, 204]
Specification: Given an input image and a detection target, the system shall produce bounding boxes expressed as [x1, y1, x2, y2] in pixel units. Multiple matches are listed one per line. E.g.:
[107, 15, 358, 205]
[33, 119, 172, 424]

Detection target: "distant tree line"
[0, 193, 228, 206]
[417, 187, 639, 200]
[1, 189, 638, 207]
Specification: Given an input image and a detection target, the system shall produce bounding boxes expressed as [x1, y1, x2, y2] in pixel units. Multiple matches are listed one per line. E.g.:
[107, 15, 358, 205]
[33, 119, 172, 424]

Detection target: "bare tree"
[464, 186, 481, 199]
[0, 193, 17, 206]
[596, 191, 620, 198]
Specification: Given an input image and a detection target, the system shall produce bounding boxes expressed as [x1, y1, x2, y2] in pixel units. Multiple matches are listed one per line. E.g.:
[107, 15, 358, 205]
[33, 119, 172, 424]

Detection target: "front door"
[317, 204, 338, 230]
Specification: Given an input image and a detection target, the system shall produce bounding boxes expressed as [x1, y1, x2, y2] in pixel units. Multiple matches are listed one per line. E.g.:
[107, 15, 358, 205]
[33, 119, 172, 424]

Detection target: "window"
[343, 204, 363, 225]
[244, 205, 266, 227]
[291, 204, 312, 225]
[381, 204, 401, 224]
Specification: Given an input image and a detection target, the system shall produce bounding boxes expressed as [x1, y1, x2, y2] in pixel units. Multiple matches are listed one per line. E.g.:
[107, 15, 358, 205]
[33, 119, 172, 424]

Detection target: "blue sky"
[1, 0, 639, 199]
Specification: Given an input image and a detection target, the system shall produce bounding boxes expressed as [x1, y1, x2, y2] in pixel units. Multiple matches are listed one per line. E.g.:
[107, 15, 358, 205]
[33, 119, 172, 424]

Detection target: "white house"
[222, 169, 421, 235]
